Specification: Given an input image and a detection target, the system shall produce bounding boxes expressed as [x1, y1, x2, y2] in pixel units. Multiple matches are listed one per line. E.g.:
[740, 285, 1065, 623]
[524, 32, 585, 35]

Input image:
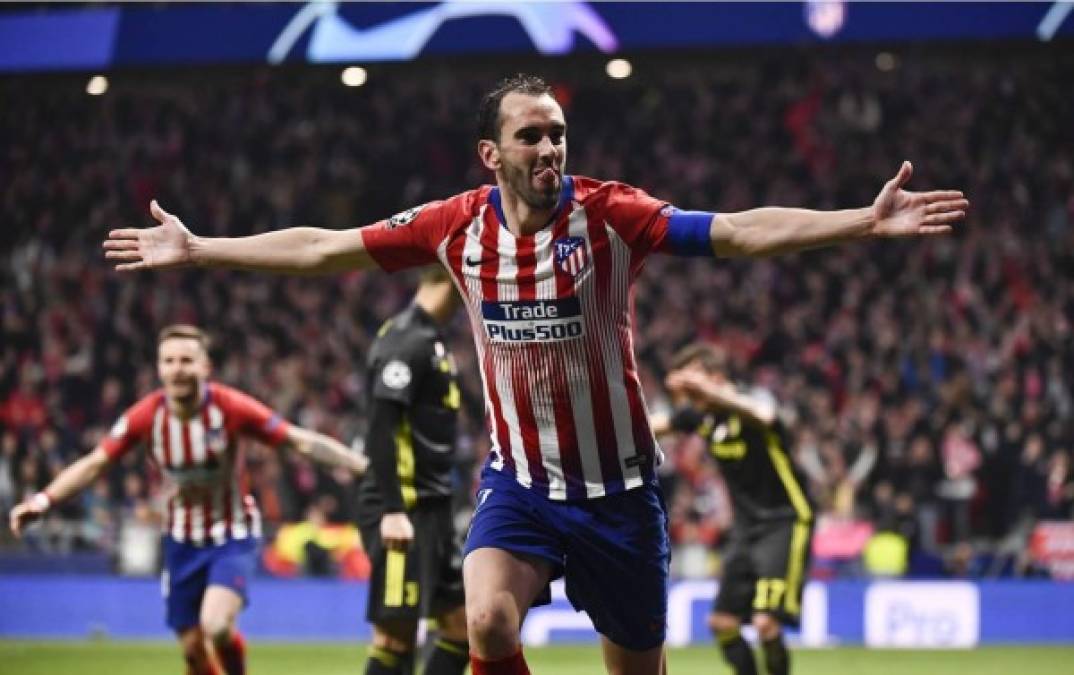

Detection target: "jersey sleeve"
[217, 385, 291, 447]
[370, 332, 430, 406]
[361, 192, 473, 273]
[99, 395, 159, 460]
[602, 182, 674, 257]
[602, 182, 716, 257]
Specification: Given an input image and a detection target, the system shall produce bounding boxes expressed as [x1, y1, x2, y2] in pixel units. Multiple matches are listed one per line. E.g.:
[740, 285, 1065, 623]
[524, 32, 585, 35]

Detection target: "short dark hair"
[158, 324, 210, 352]
[477, 74, 554, 143]
[670, 342, 727, 374]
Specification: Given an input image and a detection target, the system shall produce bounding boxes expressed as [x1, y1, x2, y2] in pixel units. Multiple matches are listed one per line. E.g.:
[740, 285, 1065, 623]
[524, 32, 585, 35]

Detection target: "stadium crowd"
[2, 45, 1072, 578]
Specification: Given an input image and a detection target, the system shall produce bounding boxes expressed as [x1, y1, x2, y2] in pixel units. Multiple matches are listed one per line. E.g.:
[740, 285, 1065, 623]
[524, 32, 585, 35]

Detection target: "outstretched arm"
[104, 200, 376, 274]
[283, 426, 368, 475]
[709, 161, 968, 257]
[8, 447, 110, 536]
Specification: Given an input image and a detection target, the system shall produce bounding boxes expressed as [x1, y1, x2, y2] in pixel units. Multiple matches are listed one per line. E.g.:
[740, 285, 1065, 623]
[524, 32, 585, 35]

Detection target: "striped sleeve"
[99, 393, 160, 460]
[215, 384, 290, 447]
[601, 181, 673, 257]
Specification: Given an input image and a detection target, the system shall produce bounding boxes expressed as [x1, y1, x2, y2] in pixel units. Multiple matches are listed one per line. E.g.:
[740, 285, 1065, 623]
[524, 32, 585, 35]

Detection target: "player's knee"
[178, 629, 209, 663]
[467, 595, 520, 653]
[200, 614, 233, 646]
[708, 612, 741, 637]
[752, 613, 782, 641]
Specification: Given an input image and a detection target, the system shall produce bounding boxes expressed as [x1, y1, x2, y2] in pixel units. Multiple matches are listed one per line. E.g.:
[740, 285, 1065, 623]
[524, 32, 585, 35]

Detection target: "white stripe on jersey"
[166, 415, 185, 470]
[489, 225, 535, 488]
[188, 415, 208, 465]
[171, 494, 187, 541]
[530, 227, 568, 499]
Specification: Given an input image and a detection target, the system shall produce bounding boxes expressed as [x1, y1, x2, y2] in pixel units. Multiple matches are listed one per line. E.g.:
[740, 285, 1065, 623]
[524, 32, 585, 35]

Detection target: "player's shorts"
[714, 518, 814, 627]
[162, 535, 259, 632]
[464, 467, 670, 651]
[361, 498, 465, 624]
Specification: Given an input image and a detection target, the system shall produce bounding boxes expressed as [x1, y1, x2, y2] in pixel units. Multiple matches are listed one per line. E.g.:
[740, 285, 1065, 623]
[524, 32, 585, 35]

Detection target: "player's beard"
[503, 158, 562, 211]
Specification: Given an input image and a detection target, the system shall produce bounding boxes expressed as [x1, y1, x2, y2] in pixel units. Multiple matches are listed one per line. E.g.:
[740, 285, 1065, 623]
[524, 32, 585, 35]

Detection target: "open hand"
[380, 512, 414, 551]
[871, 161, 969, 237]
[9, 499, 46, 537]
[103, 200, 195, 271]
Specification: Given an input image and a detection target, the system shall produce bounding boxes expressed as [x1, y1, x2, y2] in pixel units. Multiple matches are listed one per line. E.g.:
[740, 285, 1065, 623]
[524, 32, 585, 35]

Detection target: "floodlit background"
[1, 2, 1072, 670]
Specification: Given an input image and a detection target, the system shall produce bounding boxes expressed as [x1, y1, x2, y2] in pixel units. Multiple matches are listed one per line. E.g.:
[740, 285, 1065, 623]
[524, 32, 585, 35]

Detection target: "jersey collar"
[488, 175, 574, 233]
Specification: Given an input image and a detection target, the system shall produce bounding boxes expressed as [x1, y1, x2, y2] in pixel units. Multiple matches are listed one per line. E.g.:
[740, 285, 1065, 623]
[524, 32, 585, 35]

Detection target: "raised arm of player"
[709, 161, 968, 257]
[8, 446, 111, 537]
[104, 200, 376, 274]
[665, 368, 777, 429]
[282, 426, 369, 475]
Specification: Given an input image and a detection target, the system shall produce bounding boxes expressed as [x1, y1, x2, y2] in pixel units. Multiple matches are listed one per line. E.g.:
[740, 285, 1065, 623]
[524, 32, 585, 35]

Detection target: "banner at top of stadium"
[1, 1, 1072, 73]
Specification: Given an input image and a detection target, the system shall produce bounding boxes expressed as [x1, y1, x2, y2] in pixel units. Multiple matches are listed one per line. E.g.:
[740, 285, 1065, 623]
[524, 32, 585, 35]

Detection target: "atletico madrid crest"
[554, 236, 589, 276]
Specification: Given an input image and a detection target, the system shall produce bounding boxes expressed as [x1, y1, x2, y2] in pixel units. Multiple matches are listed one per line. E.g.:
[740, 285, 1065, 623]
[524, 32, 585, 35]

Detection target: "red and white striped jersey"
[100, 382, 290, 545]
[363, 176, 676, 500]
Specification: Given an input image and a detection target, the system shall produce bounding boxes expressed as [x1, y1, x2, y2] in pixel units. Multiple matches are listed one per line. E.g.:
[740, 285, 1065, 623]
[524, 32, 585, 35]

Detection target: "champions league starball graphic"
[268, 1, 619, 64]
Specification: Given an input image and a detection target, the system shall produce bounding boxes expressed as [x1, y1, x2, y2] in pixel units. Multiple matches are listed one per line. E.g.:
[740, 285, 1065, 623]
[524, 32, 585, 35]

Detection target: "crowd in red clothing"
[2, 45, 1072, 577]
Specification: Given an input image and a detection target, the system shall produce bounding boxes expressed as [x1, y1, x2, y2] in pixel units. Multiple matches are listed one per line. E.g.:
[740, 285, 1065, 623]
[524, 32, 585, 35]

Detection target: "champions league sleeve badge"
[387, 204, 425, 229]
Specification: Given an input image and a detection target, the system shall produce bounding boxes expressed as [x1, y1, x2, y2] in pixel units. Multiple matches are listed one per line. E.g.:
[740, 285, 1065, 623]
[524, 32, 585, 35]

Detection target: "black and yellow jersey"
[671, 389, 812, 525]
[357, 304, 461, 526]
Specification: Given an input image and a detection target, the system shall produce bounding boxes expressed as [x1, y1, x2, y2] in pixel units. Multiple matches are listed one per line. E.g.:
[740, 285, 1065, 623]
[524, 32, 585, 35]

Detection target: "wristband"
[30, 492, 51, 512]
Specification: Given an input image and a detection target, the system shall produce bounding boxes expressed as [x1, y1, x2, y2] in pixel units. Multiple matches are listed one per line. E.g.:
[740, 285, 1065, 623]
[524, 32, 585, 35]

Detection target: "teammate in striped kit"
[104, 74, 968, 674]
[9, 324, 368, 675]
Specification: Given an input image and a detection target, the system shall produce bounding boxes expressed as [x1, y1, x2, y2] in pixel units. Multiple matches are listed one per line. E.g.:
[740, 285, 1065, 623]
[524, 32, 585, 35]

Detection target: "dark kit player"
[657, 343, 811, 675]
[358, 267, 469, 675]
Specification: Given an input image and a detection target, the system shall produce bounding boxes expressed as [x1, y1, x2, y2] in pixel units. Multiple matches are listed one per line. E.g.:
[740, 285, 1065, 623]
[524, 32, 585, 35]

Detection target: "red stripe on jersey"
[584, 218, 625, 492]
[444, 222, 468, 297]
[180, 419, 194, 542]
[181, 417, 194, 468]
[479, 208, 515, 473]
[201, 405, 218, 468]
[549, 215, 585, 499]
[161, 408, 174, 468]
[512, 236, 549, 493]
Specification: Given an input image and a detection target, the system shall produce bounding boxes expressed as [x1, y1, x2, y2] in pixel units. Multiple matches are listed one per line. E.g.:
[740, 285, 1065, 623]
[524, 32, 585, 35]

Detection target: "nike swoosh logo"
[465, 255, 495, 267]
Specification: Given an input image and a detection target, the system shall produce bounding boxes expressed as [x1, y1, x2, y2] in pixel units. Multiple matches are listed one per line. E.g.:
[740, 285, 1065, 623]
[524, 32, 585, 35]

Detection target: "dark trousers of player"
[714, 518, 811, 675]
[362, 500, 468, 675]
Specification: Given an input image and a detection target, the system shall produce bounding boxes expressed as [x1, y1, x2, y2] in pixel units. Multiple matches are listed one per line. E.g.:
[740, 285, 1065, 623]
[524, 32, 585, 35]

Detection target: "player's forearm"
[189, 227, 373, 274]
[287, 428, 367, 474]
[366, 399, 408, 512]
[42, 448, 110, 505]
[696, 384, 776, 428]
[711, 206, 873, 257]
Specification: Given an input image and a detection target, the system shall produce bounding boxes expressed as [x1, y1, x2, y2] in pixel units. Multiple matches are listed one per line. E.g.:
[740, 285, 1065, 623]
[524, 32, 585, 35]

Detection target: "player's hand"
[9, 498, 48, 537]
[349, 438, 370, 476]
[103, 200, 195, 271]
[380, 512, 414, 551]
[665, 368, 710, 398]
[870, 161, 969, 238]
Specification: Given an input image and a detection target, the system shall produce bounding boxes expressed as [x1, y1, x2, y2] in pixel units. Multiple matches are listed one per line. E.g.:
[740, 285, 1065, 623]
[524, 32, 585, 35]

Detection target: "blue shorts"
[464, 468, 670, 650]
[162, 536, 259, 632]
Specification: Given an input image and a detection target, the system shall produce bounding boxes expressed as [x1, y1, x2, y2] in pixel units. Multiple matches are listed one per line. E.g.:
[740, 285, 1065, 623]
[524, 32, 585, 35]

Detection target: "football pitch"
[1, 642, 1072, 675]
